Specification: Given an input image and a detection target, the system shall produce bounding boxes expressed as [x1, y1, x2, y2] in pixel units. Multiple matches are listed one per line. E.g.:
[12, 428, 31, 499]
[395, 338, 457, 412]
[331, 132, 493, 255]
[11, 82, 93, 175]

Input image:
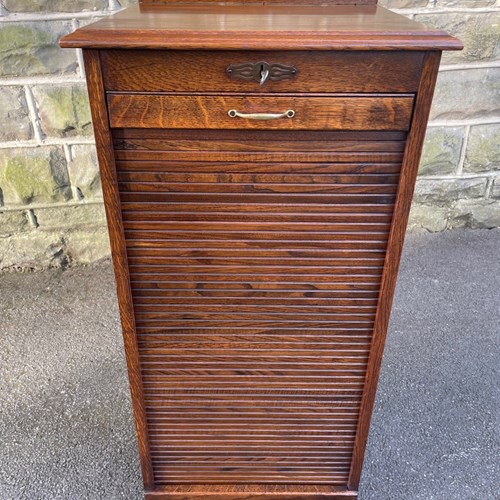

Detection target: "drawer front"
[101, 50, 424, 93]
[107, 94, 414, 131]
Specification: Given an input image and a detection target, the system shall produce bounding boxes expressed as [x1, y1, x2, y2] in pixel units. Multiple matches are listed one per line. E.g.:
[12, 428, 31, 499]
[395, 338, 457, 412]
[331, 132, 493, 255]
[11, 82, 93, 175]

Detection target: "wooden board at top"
[139, 0, 378, 4]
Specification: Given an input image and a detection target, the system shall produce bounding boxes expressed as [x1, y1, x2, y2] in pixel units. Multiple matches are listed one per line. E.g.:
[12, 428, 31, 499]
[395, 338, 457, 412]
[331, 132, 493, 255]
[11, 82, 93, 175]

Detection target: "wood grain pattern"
[82, 50, 154, 489]
[348, 51, 443, 490]
[146, 484, 358, 499]
[59, 4, 462, 51]
[107, 94, 414, 131]
[111, 135, 400, 490]
[139, 0, 377, 4]
[63, 0, 461, 495]
[101, 50, 423, 93]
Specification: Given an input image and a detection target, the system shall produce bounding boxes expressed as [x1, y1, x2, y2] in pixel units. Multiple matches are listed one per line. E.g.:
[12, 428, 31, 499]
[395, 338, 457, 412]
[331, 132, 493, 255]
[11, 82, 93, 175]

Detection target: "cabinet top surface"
[60, 2, 462, 51]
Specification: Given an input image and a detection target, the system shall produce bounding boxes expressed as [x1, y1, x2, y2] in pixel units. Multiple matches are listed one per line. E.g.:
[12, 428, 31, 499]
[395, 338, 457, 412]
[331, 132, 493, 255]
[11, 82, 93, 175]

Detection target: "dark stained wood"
[101, 50, 423, 93]
[348, 51, 443, 490]
[107, 94, 414, 131]
[145, 484, 358, 500]
[63, 1, 461, 497]
[59, 4, 463, 51]
[81, 50, 154, 489]
[140, 0, 378, 4]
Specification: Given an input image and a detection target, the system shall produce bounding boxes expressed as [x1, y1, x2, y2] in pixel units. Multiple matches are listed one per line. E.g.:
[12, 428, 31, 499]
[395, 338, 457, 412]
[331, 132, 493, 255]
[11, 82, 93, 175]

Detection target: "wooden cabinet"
[61, 2, 461, 498]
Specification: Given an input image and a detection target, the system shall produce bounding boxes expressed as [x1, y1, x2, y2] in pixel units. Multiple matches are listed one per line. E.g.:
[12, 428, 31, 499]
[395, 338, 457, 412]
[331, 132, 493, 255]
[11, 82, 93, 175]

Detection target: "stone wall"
[0, 0, 499, 270]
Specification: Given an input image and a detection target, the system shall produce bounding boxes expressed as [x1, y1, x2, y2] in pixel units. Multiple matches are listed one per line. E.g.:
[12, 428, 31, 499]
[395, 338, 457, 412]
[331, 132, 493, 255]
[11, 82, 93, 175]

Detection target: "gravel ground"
[0, 229, 499, 500]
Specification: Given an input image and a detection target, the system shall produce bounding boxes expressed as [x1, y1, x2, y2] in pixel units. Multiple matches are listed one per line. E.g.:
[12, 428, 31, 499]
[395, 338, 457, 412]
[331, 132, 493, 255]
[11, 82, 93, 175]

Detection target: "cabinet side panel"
[82, 49, 154, 489]
[348, 51, 442, 490]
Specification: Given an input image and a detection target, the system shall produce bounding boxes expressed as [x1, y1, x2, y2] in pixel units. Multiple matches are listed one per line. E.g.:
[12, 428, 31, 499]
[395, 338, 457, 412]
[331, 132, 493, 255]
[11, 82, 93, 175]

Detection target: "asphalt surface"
[0, 229, 499, 500]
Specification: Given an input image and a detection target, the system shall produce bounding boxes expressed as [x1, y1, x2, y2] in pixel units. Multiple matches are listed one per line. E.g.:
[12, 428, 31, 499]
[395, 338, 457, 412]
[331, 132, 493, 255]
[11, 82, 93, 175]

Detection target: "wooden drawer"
[107, 94, 414, 131]
[101, 50, 424, 93]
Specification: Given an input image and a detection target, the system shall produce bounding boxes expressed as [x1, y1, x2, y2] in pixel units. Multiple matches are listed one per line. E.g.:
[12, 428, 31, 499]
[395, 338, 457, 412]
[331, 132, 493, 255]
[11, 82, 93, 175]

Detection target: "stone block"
[0, 22, 78, 77]
[435, 1, 498, 6]
[0, 203, 110, 270]
[0, 210, 30, 237]
[379, 0, 428, 7]
[449, 199, 500, 229]
[414, 177, 488, 204]
[0, 147, 72, 205]
[415, 12, 500, 64]
[34, 203, 107, 231]
[32, 85, 92, 138]
[419, 127, 463, 176]
[430, 68, 500, 122]
[68, 144, 102, 199]
[3, 0, 107, 12]
[463, 124, 500, 173]
[407, 203, 449, 233]
[114, 0, 138, 8]
[490, 176, 500, 199]
[65, 227, 111, 264]
[0, 230, 68, 270]
[0, 87, 32, 142]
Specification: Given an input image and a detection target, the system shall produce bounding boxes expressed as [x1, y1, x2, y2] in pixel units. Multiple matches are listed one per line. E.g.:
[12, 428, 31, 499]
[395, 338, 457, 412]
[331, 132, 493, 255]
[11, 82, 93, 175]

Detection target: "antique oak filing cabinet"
[61, 2, 461, 498]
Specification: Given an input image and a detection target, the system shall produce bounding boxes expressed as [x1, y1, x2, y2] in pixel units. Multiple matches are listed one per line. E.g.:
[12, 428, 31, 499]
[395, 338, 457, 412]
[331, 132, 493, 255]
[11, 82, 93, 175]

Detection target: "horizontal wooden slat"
[117, 171, 399, 185]
[113, 138, 406, 153]
[126, 245, 388, 257]
[137, 333, 371, 343]
[114, 150, 404, 163]
[118, 182, 397, 195]
[112, 128, 407, 143]
[116, 160, 403, 174]
[123, 220, 391, 232]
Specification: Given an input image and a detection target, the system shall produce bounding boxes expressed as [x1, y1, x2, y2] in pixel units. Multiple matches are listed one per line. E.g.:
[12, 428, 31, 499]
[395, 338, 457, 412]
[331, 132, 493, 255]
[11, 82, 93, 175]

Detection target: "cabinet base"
[145, 485, 357, 499]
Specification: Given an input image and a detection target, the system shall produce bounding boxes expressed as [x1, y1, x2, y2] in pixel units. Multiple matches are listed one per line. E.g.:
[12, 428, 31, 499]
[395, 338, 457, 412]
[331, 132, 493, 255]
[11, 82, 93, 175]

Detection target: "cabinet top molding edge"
[60, 3, 463, 51]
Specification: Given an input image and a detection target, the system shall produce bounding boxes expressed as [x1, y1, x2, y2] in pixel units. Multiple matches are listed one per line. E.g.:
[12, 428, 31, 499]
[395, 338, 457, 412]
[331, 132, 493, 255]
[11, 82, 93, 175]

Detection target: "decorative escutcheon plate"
[226, 61, 298, 86]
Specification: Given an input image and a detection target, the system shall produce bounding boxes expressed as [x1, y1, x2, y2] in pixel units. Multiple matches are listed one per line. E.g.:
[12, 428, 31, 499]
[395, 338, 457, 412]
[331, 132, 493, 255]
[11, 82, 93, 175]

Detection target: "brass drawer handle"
[228, 109, 295, 120]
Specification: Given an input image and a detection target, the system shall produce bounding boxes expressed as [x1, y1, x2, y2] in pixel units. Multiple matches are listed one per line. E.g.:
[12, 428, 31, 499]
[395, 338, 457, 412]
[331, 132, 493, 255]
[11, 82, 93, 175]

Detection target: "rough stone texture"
[435, 0, 499, 6]
[32, 85, 92, 138]
[408, 203, 449, 232]
[419, 127, 463, 176]
[0, 226, 111, 270]
[0, 147, 72, 205]
[0, 204, 109, 271]
[430, 68, 500, 121]
[34, 203, 107, 231]
[3, 0, 107, 12]
[380, 0, 429, 7]
[114, 0, 138, 7]
[0, 210, 31, 237]
[415, 12, 500, 64]
[64, 227, 111, 264]
[414, 177, 488, 204]
[490, 176, 500, 199]
[0, 22, 78, 77]
[463, 124, 500, 173]
[0, 86, 32, 141]
[68, 144, 101, 200]
[449, 199, 500, 229]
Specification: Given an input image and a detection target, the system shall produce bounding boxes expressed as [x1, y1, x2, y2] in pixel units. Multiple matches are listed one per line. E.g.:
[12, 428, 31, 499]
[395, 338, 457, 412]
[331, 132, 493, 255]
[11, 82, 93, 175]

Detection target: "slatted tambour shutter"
[111, 129, 404, 486]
